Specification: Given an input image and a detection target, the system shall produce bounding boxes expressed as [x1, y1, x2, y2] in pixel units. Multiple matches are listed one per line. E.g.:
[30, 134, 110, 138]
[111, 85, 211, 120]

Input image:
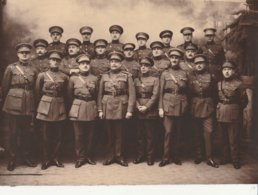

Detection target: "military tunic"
[31, 55, 49, 74]
[152, 56, 170, 76]
[122, 58, 140, 79]
[134, 46, 152, 60]
[81, 41, 95, 58]
[179, 59, 194, 75]
[90, 55, 110, 78]
[106, 41, 123, 53]
[48, 42, 66, 55]
[134, 74, 159, 160]
[159, 67, 188, 160]
[60, 55, 79, 76]
[163, 45, 173, 55]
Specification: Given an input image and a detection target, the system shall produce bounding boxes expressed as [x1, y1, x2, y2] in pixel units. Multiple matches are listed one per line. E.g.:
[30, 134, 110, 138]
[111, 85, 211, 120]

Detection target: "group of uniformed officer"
[1, 24, 247, 171]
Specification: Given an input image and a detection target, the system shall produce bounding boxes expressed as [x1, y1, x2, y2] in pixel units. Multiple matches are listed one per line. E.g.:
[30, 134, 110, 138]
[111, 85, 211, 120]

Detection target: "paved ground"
[0, 140, 258, 185]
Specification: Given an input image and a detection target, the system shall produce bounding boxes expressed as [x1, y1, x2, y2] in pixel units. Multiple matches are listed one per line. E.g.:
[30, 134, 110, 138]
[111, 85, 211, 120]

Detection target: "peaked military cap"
[168, 48, 184, 57]
[109, 25, 123, 34]
[139, 57, 154, 67]
[159, 30, 173, 38]
[180, 27, 194, 35]
[222, 61, 236, 69]
[80, 26, 93, 35]
[150, 41, 164, 49]
[108, 50, 124, 61]
[48, 50, 63, 60]
[76, 54, 91, 63]
[203, 28, 216, 36]
[66, 38, 81, 47]
[49, 26, 64, 34]
[185, 43, 198, 51]
[33, 39, 48, 48]
[123, 43, 136, 50]
[193, 54, 207, 64]
[15, 43, 33, 52]
[94, 39, 108, 47]
[136, 32, 149, 40]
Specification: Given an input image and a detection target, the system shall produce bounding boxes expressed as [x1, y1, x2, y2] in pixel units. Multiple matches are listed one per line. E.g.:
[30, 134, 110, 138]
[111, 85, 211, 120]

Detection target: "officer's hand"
[159, 108, 164, 118]
[137, 105, 143, 111]
[99, 111, 104, 119]
[139, 106, 147, 113]
[70, 69, 80, 75]
[125, 112, 132, 119]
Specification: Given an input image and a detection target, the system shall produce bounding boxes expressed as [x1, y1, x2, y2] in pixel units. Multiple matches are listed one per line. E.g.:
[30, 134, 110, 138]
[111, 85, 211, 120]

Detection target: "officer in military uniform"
[159, 30, 173, 54]
[134, 32, 152, 60]
[31, 39, 49, 74]
[188, 54, 219, 168]
[60, 38, 81, 76]
[201, 28, 225, 81]
[79, 26, 95, 58]
[133, 57, 159, 166]
[90, 39, 110, 78]
[98, 50, 136, 167]
[47, 26, 66, 54]
[36, 50, 69, 170]
[122, 43, 140, 79]
[106, 25, 124, 52]
[68, 54, 98, 168]
[150, 41, 170, 76]
[2, 43, 37, 171]
[179, 44, 198, 74]
[158, 48, 188, 167]
[216, 61, 247, 169]
[177, 27, 202, 53]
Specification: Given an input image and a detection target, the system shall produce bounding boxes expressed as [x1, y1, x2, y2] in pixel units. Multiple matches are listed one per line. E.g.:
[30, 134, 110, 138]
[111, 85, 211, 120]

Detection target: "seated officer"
[134, 32, 152, 60]
[68, 54, 98, 168]
[2, 43, 37, 171]
[133, 57, 159, 166]
[188, 54, 219, 168]
[36, 50, 69, 170]
[47, 26, 66, 54]
[79, 26, 95, 58]
[32, 38, 49, 73]
[98, 50, 136, 167]
[60, 38, 81, 76]
[122, 43, 140, 79]
[159, 30, 173, 54]
[107, 25, 124, 52]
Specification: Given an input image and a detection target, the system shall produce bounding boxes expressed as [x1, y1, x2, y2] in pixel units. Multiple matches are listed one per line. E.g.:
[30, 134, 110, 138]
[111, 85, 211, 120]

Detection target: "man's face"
[81, 33, 91, 42]
[95, 46, 106, 55]
[110, 31, 121, 41]
[49, 58, 60, 68]
[183, 33, 192, 42]
[194, 62, 206, 72]
[169, 55, 180, 67]
[50, 32, 62, 43]
[161, 36, 171, 45]
[124, 49, 134, 58]
[17, 51, 31, 62]
[137, 39, 147, 47]
[79, 61, 90, 73]
[222, 67, 234, 79]
[68, 45, 80, 56]
[152, 47, 163, 57]
[205, 35, 215, 43]
[110, 59, 122, 71]
[35, 47, 47, 57]
[140, 64, 150, 74]
[185, 50, 196, 60]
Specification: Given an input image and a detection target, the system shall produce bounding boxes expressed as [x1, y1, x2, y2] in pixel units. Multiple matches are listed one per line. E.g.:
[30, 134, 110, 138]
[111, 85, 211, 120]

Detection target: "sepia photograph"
[0, 0, 257, 189]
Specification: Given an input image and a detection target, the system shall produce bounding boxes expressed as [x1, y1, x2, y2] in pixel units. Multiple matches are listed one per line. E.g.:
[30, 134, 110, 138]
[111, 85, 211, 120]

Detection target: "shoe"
[53, 159, 64, 168]
[41, 161, 51, 170]
[159, 160, 169, 167]
[75, 160, 85, 168]
[194, 158, 202, 164]
[86, 158, 96, 165]
[147, 159, 154, 166]
[7, 161, 15, 171]
[133, 156, 145, 164]
[103, 158, 115, 166]
[207, 159, 219, 168]
[233, 162, 241, 169]
[174, 158, 182, 165]
[116, 159, 128, 167]
[24, 159, 37, 167]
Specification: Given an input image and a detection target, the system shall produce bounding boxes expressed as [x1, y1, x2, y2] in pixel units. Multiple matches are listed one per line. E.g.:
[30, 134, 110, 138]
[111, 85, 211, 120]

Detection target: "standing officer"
[60, 38, 81, 76]
[107, 25, 124, 52]
[158, 48, 188, 167]
[68, 54, 98, 168]
[31, 39, 49, 73]
[90, 39, 110, 78]
[201, 28, 225, 81]
[98, 50, 136, 167]
[79, 26, 95, 58]
[134, 32, 152, 60]
[122, 43, 140, 79]
[188, 54, 219, 168]
[177, 27, 202, 53]
[216, 61, 247, 169]
[179, 44, 198, 74]
[2, 43, 37, 171]
[48, 26, 66, 54]
[150, 41, 170, 76]
[36, 50, 69, 170]
[133, 57, 159, 166]
[159, 30, 173, 54]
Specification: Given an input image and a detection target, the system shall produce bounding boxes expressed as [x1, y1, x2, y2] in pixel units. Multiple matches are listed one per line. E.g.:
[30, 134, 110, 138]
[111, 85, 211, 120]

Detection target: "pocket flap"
[41, 95, 53, 103]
